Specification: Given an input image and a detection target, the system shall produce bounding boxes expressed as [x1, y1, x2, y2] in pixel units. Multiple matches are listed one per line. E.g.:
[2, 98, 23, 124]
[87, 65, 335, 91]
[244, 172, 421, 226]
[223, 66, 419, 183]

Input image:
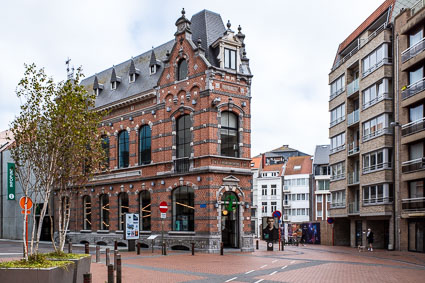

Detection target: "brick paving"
[1, 240, 425, 282]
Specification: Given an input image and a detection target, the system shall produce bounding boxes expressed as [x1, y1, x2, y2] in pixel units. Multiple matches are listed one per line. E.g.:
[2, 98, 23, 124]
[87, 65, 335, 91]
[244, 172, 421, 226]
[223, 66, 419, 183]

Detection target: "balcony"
[402, 117, 425, 137]
[348, 142, 359, 156]
[348, 202, 360, 214]
[330, 202, 346, 209]
[362, 58, 392, 78]
[402, 77, 425, 100]
[402, 157, 425, 173]
[362, 92, 391, 110]
[363, 197, 392, 205]
[411, 0, 425, 16]
[283, 200, 291, 207]
[347, 79, 359, 97]
[348, 172, 359, 185]
[362, 127, 392, 142]
[347, 109, 359, 126]
[329, 88, 345, 101]
[330, 144, 346, 154]
[174, 157, 190, 173]
[330, 173, 345, 182]
[402, 37, 425, 63]
[402, 197, 425, 213]
[330, 116, 345, 127]
[362, 162, 391, 174]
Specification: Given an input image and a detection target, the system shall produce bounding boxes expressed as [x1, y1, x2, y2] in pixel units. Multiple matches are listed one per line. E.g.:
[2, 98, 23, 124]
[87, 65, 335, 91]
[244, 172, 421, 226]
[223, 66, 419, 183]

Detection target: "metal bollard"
[68, 241, 73, 254]
[220, 242, 224, 256]
[256, 240, 259, 250]
[114, 250, 118, 271]
[107, 264, 114, 283]
[105, 248, 110, 266]
[114, 240, 118, 251]
[85, 243, 89, 254]
[137, 242, 140, 255]
[162, 242, 167, 256]
[192, 243, 195, 256]
[282, 241, 285, 251]
[152, 240, 154, 253]
[116, 254, 122, 283]
[83, 273, 92, 283]
[96, 245, 100, 263]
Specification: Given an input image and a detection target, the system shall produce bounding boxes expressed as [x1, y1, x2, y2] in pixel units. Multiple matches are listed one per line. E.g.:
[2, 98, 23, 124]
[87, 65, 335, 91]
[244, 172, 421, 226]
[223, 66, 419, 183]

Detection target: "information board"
[124, 213, 140, 240]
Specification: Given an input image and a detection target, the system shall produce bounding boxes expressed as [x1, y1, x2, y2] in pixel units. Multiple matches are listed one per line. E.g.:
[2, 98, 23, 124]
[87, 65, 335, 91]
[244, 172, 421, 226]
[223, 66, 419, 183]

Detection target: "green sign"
[7, 163, 15, 200]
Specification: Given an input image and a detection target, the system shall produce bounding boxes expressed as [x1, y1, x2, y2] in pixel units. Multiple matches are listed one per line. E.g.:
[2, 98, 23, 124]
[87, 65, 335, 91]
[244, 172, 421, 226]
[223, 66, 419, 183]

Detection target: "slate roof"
[313, 145, 330, 165]
[284, 156, 312, 176]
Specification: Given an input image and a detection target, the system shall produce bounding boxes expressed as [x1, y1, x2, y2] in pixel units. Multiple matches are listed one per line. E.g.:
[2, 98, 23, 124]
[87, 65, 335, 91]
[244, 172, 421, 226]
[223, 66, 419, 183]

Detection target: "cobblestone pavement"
[2, 240, 425, 282]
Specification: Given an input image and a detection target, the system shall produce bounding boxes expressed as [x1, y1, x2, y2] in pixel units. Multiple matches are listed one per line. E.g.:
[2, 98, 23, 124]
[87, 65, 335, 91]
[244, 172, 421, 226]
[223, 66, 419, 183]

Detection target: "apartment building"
[312, 145, 331, 222]
[394, 2, 425, 253]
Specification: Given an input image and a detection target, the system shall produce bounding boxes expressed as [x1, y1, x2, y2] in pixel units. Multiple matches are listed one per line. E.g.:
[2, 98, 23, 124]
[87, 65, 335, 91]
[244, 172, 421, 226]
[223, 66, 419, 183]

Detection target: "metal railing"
[362, 58, 392, 78]
[330, 173, 345, 181]
[330, 202, 346, 208]
[402, 37, 425, 63]
[330, 116, 345, 127]
[174, 157, 190, 173]
[347, 78, 359, 97]
[330, 144, 346, 154]
[362, 162, 391, 174]
[402, 157, 425, 173]
[362, 92, 391, 110]
[347, 109, 359, 126]
[363, 197, 392, 205]
[402, 117, 425, 137]
[348, 141, 359, 156]
[362, 127, 392, 142]
[402, 197, 425, 212]
[330, 87, 345, 101]
[348, 172, 359, 185]
[348, 202, 360, 214]
[402, 77, 425, 100]
[411, 0, 425, 15]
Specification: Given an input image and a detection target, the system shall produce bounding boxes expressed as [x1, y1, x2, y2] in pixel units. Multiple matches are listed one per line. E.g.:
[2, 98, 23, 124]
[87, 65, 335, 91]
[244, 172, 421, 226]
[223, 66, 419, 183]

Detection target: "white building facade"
[283, 174, 310, 223]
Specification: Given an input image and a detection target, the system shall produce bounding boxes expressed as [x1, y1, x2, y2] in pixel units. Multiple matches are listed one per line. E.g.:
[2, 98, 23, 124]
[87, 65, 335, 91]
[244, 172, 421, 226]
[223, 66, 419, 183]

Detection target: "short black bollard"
[162, 242, 167, 256]
[152, 240, 154, 253]
[114, 240, 118, 251]
[68, 241, 73, 254]
[281, 241, 285, 251]
[116, 254, 122, 283]
[107, 264, 114, 283]
[85, 243, 89, 254]
[83, 273, 92, 283]
[220, 242, 224, 256]
[106, 248, 110, 266]
[96, 245, 100, 263]
[137, 242, 140, 255]
[114, 250, 118, 271]
[192, 243, 195, 256]
[256, 239, 259, 250]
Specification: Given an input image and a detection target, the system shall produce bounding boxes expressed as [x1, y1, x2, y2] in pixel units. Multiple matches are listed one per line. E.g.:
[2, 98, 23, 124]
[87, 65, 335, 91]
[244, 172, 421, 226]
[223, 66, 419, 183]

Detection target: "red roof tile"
[263, 164, 284, 175]
[284, 156, 312, 175]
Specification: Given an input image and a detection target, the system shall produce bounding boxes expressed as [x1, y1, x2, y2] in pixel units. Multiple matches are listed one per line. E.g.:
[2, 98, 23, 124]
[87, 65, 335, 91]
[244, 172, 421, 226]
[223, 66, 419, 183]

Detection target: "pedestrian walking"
[366, 228, 374, 251]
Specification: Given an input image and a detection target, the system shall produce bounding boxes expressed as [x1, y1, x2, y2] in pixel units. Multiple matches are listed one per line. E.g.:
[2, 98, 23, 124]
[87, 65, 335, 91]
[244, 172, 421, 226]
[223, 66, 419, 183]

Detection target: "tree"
[10, 63, 105, 258]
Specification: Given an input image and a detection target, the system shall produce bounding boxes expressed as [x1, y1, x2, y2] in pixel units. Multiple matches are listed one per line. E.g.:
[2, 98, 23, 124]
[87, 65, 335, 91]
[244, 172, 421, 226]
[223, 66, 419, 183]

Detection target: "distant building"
[312, 145, 331, 222]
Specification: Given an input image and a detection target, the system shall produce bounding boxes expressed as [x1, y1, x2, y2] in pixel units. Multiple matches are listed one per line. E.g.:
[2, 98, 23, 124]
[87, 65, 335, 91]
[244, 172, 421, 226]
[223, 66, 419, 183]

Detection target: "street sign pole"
[161, 219, 164, 255]
[159, 201, 168, 256]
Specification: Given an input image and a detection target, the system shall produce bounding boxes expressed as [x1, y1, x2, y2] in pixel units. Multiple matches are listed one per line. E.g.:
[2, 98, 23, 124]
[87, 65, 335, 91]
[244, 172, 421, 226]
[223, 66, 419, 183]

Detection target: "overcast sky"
[0, 0, 385, 156]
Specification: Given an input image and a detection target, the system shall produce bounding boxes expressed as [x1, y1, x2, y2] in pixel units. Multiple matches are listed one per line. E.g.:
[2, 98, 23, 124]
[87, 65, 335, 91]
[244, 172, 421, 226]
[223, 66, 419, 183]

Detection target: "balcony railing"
[402, 197, 425, 212]
[363, 197, 392, 205]
[348, 172, 359, 185]
[411, 0, 425, 16]
[330, 116, 345, 127]
[174, 157, 190, 173]
[402, 77, 425, 100]
[402, 157, 425, 173]
[348, 142, 359, 156]
[330, 87, 345, 101]
[362, 162, 391, 174]
[330, 202, 346, 209]
[362, 127, 392, 142]
[348, 202, 360, 214]
[402, 117, 425, 137]
[362, 92, 391, 110]
[402, 37, 425, 63]
[330, 173, 345, 181]
[347, 79, 359, 97]
[347, 109, 359, 126]
[362, 58, 392, 78]
[330, 144, 346, 154]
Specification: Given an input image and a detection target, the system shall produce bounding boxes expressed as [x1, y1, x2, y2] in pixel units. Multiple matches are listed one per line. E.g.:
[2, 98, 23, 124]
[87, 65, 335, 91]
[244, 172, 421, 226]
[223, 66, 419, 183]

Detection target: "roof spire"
[175, 7, 192, 36]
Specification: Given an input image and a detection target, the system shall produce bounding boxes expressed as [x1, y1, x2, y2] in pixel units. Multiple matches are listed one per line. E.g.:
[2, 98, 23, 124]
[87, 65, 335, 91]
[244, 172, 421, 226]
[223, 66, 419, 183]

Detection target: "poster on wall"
[262, 216, 278, 241]
[124, 213, 140, 240]
[300, 223, 321, 244]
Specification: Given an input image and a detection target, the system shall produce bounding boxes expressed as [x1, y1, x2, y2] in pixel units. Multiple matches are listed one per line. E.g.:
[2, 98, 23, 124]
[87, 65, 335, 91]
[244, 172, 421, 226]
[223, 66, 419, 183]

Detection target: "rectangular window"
[409, 141, 424, 160]
[362, 44, 388, 77]
[330, 74, 345, 99]
[317, 210, 323, 217]
[317, 195, 323, 202]
[271, 202, 277, 212]
[331, 162, 345, 181]
[330, 132, 346, 153]
[318, 180, 330, 190]
[362, 79, 390, 109]
[262, 202, 267, 213]
[262, 185, 267, 196]
[224, 48, 236, 70]
[331, 190, 346, 208]
[302, 194, 306, 200]
[330, 103, 345, 126]
[362, 148, 392, 173]
[362, 114, 390, 141]
[410, 29, 423, 48]
[363, 184, 392, 204]
[297, 194, 301, 200]
[409, 104, 424, 123]
[410, 66, 423, 85]
[271, 184, 277, 195]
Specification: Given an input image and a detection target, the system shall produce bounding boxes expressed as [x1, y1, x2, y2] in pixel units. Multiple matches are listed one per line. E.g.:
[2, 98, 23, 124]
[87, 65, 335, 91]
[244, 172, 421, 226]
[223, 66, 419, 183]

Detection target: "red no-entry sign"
[159, 201, 168, 213]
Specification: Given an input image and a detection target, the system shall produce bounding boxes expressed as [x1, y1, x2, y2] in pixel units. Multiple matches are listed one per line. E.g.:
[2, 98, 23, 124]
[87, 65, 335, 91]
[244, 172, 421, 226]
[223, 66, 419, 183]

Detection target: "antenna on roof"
[65, 57, 74, 80]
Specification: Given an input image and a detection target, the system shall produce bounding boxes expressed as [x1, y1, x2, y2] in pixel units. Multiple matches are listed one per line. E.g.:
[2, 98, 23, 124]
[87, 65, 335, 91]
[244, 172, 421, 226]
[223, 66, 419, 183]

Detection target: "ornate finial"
[181, 8, 185, 17]
[238, 25, 242, 33]
[166, 50, 170, 57]
[227, 20, 231, 29]
[243, 50, 247, 57]
[197, 37, 202, 47]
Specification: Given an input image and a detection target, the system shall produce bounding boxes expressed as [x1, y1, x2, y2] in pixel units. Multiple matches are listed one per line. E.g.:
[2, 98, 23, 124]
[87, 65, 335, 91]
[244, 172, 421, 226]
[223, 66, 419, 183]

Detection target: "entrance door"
[355, 220, 362, 246]
[221, 192, 239, 248]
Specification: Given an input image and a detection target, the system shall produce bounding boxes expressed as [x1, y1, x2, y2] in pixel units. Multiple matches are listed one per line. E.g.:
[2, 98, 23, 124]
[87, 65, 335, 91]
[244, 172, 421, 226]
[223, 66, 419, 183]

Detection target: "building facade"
[55, 9, 254, 252]
[312, 145, 331, 222]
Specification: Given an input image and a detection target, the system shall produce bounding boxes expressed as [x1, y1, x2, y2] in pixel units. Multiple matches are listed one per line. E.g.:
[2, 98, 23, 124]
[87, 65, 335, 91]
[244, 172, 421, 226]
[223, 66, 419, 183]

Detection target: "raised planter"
[48, 255, 91, 283]
[0, 263, 74, 283]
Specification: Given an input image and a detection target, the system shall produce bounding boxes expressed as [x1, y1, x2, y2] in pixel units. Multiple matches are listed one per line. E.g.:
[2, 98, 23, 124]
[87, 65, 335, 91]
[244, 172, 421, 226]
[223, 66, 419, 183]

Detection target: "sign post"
[272, 210, 282, 251]
[7, 163, 15, 200]
[159, 201, 168, 255]
[124, 213, 139, 251]
[19, 197, 33, 255]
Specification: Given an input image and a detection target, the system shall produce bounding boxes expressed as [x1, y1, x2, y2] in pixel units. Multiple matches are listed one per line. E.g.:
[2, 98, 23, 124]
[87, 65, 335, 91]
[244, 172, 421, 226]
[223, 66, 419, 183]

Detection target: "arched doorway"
[221, 191, 239, 248]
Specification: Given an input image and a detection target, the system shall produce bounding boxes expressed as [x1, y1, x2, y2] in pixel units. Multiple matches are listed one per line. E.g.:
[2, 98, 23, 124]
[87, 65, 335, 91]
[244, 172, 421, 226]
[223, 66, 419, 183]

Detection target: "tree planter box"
[48, 255, 91, 283]
[0, 263, 74, 283]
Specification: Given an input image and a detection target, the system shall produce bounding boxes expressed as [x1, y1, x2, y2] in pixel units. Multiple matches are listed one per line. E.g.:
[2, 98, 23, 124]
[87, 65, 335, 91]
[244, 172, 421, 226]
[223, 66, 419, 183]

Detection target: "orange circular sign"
[19, 197, 33, 210]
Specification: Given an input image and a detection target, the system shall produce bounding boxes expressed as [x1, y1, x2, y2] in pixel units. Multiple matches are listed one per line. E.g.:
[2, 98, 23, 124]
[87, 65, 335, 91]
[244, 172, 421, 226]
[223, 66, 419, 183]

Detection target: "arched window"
[118, 131, 129, 168]
[221, 112, 239, 157]
[139, 191, 151, 231]
[83, 195, 91, 230]
[118, 193, 129, 231]
[176, 115, 191, 158]
[139, 125, 151, 165]
[172, 186, 194, 231]
[177, 59, 188, 81]
[101, 135, 110, 168]
[100, 194, 109, 230]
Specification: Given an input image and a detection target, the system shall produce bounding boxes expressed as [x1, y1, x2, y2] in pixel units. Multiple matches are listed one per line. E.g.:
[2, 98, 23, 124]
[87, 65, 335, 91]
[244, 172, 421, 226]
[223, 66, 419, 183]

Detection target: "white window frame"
[362, 114, 391, 142]
[363, 183, 392, 205]
[330, 103, 346, 127]
[362, 79, 390, 110]
[331, 190, 346, 208]
[330, 132, 346, 154]
[362, 44, 389, 78]
[362, 148, 392, 173]
[330, 74, 345, 100]
[331, 162, 345, 181]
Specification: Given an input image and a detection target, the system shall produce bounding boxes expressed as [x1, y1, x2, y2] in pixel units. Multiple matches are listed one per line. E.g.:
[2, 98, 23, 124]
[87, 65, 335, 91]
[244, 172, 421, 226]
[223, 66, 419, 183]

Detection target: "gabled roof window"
[149, 50, 160, 75]
[129, 59, 140, 83]
[93, 76, 104, 96]
[110, 68, 122, 90]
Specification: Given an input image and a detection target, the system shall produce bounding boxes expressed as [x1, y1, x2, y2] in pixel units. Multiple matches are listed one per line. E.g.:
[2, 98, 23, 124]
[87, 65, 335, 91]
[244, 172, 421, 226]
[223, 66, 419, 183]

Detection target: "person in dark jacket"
[366, 228, 374, 251]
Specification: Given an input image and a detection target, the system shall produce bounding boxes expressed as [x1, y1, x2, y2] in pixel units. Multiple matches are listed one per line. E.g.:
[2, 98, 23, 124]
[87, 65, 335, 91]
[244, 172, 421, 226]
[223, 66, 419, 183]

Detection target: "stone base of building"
[65, 231, 253, 253]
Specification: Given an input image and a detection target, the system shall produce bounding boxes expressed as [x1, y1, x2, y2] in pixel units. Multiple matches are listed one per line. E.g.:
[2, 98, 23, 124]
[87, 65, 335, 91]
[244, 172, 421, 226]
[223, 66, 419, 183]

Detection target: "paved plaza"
[2, 240, 424, 282]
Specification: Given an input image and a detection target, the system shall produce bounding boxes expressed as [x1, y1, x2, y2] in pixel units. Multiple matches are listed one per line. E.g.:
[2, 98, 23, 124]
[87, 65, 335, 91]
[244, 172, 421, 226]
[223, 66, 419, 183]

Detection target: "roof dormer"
[110, 68, 122, 90]
[93, 75, 104, 96]
[149, 50, 160, 75]
[211, 20, 242, 71]
[129, 59, 140, 83]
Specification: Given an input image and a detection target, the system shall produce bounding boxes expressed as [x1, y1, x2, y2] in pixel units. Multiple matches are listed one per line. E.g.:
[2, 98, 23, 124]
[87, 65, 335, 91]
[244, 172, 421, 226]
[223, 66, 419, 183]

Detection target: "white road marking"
[281, 265, 288, 269]
[0, 253, 22, 255]
[254, 280, 264, 283]
[225, 277, 237, 282]
[269, 271, 278, 276]
[260, 264, 267, 268]
[245, 270, 255, 274]
[272, 259, 278, 263]
[290, 260, 296, 264]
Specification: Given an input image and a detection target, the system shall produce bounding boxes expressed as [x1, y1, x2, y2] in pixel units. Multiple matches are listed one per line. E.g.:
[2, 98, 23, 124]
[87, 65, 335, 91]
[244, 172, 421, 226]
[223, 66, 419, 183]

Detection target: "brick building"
[55, 9, 253, 252]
